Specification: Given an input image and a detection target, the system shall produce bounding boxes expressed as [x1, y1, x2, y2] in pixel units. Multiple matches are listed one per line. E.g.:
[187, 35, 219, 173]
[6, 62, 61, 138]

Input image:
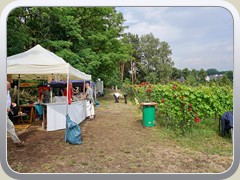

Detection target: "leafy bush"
[124, 82, 233, 135]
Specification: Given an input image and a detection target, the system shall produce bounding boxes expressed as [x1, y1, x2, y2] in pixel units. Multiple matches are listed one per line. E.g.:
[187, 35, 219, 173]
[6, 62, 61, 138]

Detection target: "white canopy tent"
[7, 44, 91, 81]
[7, 44, 91, 132]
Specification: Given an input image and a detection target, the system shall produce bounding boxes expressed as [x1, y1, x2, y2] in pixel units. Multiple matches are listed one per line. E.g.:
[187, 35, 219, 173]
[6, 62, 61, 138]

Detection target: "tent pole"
[65, 74, 69, 143]
[17, 75, 20, 105]
[66, 74, 69, 115]
[83, 79, 86, 94]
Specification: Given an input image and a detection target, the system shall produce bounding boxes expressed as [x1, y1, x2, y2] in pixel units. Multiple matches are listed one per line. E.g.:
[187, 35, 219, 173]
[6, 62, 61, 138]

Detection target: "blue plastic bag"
[95, 100, 100, 107]
[65, 114, 82, 145]
[34, 104, 43, 115]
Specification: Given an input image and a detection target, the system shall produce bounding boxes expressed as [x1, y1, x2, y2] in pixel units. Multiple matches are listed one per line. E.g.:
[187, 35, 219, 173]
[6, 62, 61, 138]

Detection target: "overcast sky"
[116, 7, 233, 71]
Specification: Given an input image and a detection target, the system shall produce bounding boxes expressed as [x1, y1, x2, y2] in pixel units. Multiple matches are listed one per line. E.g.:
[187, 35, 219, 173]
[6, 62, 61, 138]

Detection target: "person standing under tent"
[6, 81, 24, 147]
[64, 82, 73, 104]
[42, 88, 50, 103]
[84, 82, 95, 120]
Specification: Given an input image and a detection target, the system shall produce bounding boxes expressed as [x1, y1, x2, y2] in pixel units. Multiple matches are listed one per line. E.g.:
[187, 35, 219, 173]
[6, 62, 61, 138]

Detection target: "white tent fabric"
[7, 44, 91, 80]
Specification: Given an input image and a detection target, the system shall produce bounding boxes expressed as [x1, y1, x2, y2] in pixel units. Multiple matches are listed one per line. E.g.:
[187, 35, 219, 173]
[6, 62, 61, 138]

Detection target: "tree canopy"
[8, 7, 230, 87]
[206, 68, 219, 75]
[136, 33, 174, 84]
[8, 7, 175, 86]
[7, 7, 128, 84]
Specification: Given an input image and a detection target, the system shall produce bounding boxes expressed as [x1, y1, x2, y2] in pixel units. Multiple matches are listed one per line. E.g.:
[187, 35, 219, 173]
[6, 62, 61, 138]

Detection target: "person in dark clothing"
[220, 111, 233, 136]
[124, 94, 128, 104]
[58, 87, 64, 96]
[42, 88, 50, 103]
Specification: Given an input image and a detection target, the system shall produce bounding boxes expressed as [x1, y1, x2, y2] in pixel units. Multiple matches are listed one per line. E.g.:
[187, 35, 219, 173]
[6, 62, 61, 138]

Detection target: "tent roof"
[7, 44, 91, 80]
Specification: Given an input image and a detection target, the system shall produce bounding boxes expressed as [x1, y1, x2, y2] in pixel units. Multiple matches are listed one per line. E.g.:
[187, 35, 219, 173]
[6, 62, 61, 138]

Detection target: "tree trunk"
[134, 71, 137, 84]
[120, 62, 125, 82]
[131, 60, 134, 84]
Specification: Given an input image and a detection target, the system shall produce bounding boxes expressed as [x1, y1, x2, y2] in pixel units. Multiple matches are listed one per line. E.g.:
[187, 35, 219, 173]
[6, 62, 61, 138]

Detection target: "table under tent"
[7, 44, 91, 131]
[49, 80, 96, 102]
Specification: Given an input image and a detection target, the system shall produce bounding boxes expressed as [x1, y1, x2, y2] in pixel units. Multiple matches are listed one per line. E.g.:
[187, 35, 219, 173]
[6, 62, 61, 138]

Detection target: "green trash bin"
[141, 102, 157, 127]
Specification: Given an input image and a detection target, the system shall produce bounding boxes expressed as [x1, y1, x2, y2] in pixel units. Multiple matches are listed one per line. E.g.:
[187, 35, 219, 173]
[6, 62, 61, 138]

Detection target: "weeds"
[155, 117, 232, 156]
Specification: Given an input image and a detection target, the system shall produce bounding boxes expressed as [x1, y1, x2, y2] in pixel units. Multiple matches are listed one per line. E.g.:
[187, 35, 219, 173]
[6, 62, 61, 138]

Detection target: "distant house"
[205, 74, 223, 82]
[205, 76, 210, 82]
[177, 77, 185, 82]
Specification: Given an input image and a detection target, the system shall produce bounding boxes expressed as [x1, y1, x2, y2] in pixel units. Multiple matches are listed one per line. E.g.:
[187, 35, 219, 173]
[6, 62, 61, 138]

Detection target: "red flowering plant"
[173, 85, 203, 134]
[157, 83, 203, 135]
[194, 117, 201, 123]
[145, 84, 153, 102]
[127, 82, 156, 104]
[122, 84, 135, 101]
[127, 81, 232, 135]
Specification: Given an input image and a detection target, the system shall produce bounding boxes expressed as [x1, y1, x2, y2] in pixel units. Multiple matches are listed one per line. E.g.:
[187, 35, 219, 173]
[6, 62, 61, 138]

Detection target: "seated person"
[113, 92, 122, 103]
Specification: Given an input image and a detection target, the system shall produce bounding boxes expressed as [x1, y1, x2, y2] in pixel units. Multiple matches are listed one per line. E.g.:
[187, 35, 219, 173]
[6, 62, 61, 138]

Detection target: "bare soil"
[7, 90, 232, 173]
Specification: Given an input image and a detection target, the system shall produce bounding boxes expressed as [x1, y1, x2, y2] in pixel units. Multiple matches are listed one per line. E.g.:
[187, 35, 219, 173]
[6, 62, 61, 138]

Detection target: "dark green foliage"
[206, 68, 219, 75]
[7, 7, 128, 84]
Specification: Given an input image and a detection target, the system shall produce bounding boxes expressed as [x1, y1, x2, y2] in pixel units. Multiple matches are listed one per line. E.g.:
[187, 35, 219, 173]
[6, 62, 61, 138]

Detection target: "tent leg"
[17, 75, 20, 105]
[65, 74, 70, 143]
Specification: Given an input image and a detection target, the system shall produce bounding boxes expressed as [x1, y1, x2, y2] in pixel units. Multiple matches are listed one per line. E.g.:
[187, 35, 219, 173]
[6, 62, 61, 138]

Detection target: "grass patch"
[123, 150, 131, 154]
[41, 163, 55, 172]
[15, 162, 26, 172]
[68, 159, 77, 166]
[129, 97, 233, 158]
[81, 162, 89, 166]
[99, 154, 105, 158]
[154, 117, 232, 156]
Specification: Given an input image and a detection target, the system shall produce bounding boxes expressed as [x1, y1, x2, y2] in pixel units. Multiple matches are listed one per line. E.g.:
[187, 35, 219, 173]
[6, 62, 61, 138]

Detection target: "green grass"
[127, 96, 232, 157]
[154, 116, 232, 156]
[68, 159, 77, 166]
[81, 162, 89, 166]
[103, 90, 232, 158]
[41, 163, 55, 172]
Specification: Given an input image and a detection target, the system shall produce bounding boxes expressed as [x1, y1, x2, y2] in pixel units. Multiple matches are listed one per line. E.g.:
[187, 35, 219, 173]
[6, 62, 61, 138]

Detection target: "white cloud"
[117, 7, 233, 71]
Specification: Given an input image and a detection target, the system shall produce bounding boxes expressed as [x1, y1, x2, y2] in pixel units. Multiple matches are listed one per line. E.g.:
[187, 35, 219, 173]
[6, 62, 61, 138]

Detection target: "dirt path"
[7, 90, 232, 173]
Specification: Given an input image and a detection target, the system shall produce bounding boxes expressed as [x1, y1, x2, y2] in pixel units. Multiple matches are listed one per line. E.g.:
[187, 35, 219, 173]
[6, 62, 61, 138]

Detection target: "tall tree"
[122, 33, 140, 84]
[7, 7, 129, 84]
[224, 71, 233, 82]
[137, 33, 173, 83]
[171, 67, 182, 80]
[198, 68, 207, 83]
[118, 35, 133, 82]
[206, 68, 219, 75]
[181, 68, 190, 79]
[7, 7, 33, 55]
